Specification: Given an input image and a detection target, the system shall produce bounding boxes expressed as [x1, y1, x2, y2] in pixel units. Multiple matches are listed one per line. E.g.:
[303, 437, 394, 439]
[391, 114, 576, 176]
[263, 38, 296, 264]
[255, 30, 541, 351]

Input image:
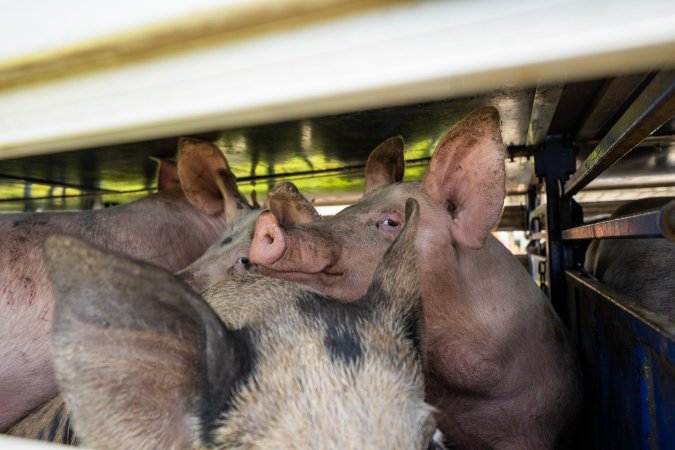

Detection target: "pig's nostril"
[239, 257, 251, 269]
[265, 233, 274, 244]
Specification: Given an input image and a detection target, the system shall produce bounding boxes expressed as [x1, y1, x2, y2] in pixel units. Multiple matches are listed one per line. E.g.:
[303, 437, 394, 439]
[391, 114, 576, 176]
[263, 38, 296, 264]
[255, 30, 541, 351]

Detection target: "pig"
[36, 198, 443, 449]
[177, 181, 321, 292]
[6, 181, 320, 443]
[0, 137, 250, 431]
[584, 196, 675, 320]
[250, 107, 582, 449]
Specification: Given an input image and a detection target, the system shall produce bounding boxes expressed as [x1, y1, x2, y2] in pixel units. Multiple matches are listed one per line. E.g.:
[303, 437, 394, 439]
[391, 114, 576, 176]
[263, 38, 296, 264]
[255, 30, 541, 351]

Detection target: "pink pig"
[0, 138, 248, 431]
[250, 107, 581, 449]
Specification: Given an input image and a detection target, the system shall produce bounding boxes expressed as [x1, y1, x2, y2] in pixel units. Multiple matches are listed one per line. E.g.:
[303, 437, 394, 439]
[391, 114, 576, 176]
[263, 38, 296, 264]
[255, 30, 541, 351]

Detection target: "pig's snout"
[250, 211, 287, 267]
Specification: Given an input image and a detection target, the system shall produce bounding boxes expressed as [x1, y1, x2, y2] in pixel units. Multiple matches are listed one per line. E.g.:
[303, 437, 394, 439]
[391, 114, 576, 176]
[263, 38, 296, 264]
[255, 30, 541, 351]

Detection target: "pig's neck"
[420, 235, 555, 384]
[78, 189, 225, 272]
[422, 235, 577, 444]
[417, 232, 474, 333]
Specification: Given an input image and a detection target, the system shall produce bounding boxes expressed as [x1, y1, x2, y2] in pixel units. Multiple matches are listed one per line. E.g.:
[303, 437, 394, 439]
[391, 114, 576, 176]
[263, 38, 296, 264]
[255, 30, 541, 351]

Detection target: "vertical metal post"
[23, 181, 33, 212]
[534, 136, 577, 321]
[526, 185, 537, 215]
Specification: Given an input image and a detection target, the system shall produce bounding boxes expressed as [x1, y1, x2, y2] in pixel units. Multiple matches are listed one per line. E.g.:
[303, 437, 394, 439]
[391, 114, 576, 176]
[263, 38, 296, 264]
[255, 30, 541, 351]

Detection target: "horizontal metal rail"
[527, 252, 547, 261]
[562, 199, 675, 241]
[566, 270, 675, 352]
[529, 203, 547, 221]
[563, 70, 675, 198]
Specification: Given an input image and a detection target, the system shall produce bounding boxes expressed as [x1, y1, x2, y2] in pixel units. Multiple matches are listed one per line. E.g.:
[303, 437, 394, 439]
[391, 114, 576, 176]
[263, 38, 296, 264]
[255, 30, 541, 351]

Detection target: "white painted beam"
[1, 0, 674, 159]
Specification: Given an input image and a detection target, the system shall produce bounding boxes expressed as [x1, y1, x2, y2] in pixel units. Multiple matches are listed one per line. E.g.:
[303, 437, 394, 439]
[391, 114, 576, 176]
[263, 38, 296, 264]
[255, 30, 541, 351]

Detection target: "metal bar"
[563, 70, 675, 198]
[534, 136, 578, 320]
[529, 203, 547, 221]
[4, 1, 675, 160]
[562, 199, 675, 241]
[575, 73, 650, 141]
[526, 83, 564, 146]
[235, 157, 433, 184]
[0, 173, 121, 193]
[565, 270, 675, 353]
[526, 252, 546, 260]
[665, 199, 675, 240]
[573, 134, 675, 150]
[0, 188, 155, 204]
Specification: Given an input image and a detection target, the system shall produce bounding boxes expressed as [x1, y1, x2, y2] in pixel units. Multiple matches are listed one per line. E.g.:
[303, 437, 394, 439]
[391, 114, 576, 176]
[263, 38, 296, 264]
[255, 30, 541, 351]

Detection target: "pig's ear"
[45, 235, 253, 449]
[214, 166, 254, 220]
[177, 137, 251, 218]
[268, 181, 320, 226]
[421, 107, 505, 249]
[364, 136, 405, 194]
[150, 157, 180, 191]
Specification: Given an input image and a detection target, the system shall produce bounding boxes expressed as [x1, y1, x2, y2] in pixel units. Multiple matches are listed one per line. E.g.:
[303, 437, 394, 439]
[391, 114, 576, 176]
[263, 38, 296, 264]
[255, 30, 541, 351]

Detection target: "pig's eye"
[377, 218, 400, 229]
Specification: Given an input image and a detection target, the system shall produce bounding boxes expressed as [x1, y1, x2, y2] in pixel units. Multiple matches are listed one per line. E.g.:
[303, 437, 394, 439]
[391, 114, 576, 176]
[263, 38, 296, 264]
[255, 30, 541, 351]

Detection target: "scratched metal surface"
[565, 271, 675, 450]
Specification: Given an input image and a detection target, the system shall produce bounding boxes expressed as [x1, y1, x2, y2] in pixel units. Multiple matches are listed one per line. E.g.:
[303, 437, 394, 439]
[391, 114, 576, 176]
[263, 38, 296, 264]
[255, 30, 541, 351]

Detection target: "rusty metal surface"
[562, 200, 675, 241]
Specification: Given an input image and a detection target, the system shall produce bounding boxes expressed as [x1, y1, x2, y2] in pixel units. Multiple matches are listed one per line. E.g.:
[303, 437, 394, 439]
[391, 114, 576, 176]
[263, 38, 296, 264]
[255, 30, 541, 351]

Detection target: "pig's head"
[44, 200, 443, 449]
[250, 107, 505, 301]
[175, 210, 262, 292]
[177, 181, 319, 293]
[250, 135, 406, 299]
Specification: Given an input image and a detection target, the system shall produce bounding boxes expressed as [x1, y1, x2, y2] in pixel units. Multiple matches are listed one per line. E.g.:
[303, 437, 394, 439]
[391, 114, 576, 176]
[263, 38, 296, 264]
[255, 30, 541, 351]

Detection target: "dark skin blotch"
[366, 279, 424, 362]
[324, 321, 363, 365]
[47, 403, 63, 441]
[198, 326, 258, 446]
[62, 414, 77, 445]
[297, 293, 366, 365]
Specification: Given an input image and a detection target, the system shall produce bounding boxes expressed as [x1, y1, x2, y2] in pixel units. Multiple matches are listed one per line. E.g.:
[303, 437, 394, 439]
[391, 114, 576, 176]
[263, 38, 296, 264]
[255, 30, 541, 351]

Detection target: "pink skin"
[177, 210, 262, 293]
[251, 107, 581, 449]
[0, 138, 244, 431]
[178, 181, 320, 294]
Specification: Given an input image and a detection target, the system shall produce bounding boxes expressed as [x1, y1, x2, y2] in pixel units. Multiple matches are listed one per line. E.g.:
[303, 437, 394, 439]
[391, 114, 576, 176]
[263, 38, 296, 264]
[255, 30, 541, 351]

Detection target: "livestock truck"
[0, 1, 673, 448]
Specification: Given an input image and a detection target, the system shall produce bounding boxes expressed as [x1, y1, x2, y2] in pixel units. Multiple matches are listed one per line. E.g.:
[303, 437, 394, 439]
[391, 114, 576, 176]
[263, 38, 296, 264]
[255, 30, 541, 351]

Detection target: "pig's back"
[590, 238, 675, 319]
[0, 212, 92, 430]
[584, 197, 675, 320]
[0, 212, 94, 308]
[204, 279, 429, 449]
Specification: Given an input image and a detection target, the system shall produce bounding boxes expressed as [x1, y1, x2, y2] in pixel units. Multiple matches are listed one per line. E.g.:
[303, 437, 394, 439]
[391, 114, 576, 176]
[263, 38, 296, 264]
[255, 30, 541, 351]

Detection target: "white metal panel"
[1, 0, 674, 159]
[0, 0, 243, 61]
